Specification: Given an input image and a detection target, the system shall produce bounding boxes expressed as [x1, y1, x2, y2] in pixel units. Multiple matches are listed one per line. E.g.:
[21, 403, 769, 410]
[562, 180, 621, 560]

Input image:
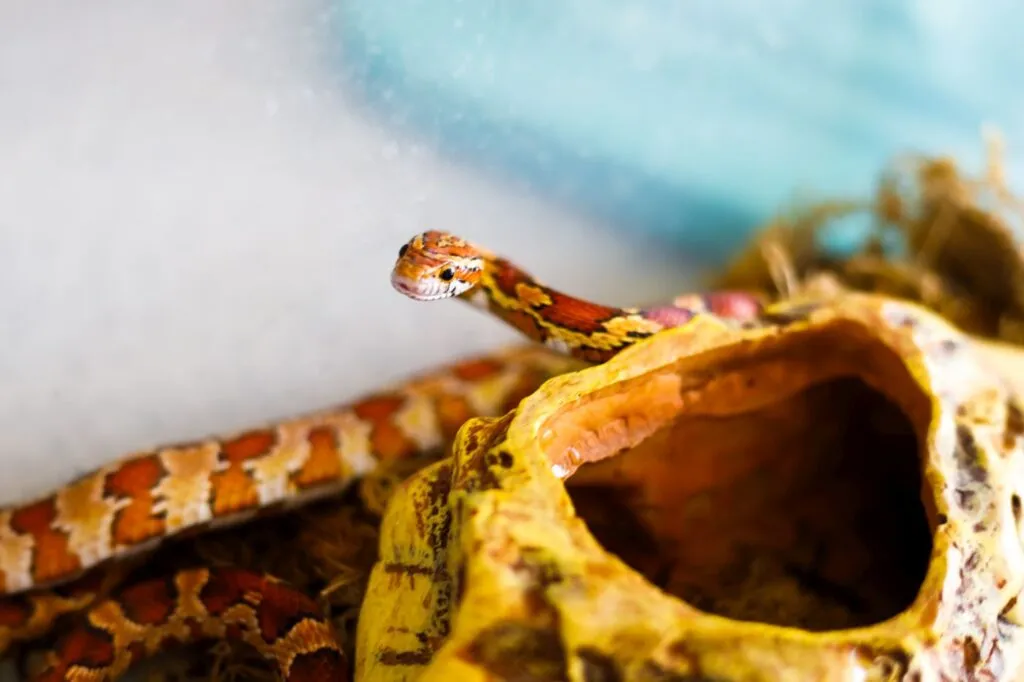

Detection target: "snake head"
[391, 231, 484, 301]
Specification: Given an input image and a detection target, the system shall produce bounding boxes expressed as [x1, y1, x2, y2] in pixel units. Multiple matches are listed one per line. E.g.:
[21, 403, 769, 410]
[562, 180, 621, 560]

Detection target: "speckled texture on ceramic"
[357, 292, 1024, 681]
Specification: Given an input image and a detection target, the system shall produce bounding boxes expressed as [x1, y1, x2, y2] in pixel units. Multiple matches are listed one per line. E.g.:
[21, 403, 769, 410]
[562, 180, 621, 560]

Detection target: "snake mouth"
[390, 273, 449, 301]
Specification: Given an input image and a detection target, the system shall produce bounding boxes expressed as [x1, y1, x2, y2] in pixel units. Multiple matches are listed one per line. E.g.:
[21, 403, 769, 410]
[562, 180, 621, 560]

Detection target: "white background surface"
[0, 0, 694, 507]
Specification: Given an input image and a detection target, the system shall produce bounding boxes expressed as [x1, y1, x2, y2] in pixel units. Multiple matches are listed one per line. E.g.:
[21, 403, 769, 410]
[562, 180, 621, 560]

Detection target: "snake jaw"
[390, 271, 462, 301]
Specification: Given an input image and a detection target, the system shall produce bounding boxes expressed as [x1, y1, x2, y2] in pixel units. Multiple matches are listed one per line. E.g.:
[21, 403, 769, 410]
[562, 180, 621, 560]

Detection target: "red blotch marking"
[437, 367, 554, 435]
[9, 498, 81, 587]
[535, 290, 622, 334]
[434, 394, 474, 441]
[105, 454, 167, 547]
[0, 599, 31, 627]
[642, 306, 696, 328]
[488, 260, 535, 300]
[198, 569, 322, 644]
[210, 429, 277, 517]
[353, 395, 417, 462]
[288, 647, 350, 682]
[105, 455, 164, 496]
[196, 568, 244, 617]
[352, 395, 403, 423]
[705, 291, 764, 320]
[251, 577, 322, 643]
[451, 357, 503, 382]
[118, 576, 177, 625]
[293, 426, 344, 489]
[41, 624, 116, 682]
[221, 430, 278, 463]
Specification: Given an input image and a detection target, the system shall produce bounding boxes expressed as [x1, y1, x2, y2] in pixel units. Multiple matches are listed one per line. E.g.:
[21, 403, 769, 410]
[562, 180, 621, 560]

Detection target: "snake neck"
[455, 256, 668, 363]
[454, 255, 766, 364]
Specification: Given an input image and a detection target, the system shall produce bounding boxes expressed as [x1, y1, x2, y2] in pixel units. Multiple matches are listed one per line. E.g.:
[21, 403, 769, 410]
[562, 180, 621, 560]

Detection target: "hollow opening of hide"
[544, 322, 935, 632]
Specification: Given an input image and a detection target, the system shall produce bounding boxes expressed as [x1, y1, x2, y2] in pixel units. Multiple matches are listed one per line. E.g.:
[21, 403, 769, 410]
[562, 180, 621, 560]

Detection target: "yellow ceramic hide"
[357, 293, 1024, 681]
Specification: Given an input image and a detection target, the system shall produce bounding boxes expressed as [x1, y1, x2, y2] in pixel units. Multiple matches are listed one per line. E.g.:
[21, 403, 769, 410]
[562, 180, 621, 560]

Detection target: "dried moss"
[716, 132, 1024, 343]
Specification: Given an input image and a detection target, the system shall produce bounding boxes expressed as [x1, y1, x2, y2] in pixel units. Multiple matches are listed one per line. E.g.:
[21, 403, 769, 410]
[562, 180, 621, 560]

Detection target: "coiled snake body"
[0, 231, 765, 681]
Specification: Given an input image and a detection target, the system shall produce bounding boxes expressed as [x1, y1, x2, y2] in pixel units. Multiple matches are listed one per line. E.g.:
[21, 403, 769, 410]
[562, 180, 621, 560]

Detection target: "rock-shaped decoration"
[356, 293, 1024, 681]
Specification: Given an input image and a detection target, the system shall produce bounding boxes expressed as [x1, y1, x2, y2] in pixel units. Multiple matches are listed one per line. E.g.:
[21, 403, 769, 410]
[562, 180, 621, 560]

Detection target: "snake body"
[2, 230, 768, 680]
[0, 348, 582, 680]
[390, 230, 766, 362]
[27, 567, 346, 682]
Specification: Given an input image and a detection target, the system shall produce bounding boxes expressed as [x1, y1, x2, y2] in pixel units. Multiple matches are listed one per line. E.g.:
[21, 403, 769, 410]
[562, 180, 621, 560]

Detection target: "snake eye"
[398, 243, 409, 257]
[440, 268, 455, 281]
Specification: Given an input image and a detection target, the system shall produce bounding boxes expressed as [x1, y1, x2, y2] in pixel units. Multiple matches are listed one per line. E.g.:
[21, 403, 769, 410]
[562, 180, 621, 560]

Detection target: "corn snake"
[1, 230, 765, 681]
[390, 230, 765, 363]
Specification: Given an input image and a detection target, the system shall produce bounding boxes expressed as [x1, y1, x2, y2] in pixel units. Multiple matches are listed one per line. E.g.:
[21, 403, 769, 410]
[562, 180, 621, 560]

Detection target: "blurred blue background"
[333, 0, 1024, 263]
